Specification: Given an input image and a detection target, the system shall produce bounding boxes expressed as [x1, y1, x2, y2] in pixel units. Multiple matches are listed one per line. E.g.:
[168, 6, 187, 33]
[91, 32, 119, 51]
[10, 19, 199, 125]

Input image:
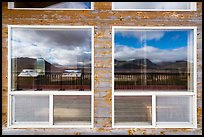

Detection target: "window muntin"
[8, 26, 94, 128]
[8, 2, 93, 10]
[114, 29, 194, 92]
[11, 27, 92, 91]
[112, 2, 196, 11]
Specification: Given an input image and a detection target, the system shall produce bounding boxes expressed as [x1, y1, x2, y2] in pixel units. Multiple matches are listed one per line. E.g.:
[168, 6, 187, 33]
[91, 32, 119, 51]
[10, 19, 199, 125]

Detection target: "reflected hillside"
[114, 58, 190, 91]
[11, 57, 91, 91]
[115, 59, 188, 72]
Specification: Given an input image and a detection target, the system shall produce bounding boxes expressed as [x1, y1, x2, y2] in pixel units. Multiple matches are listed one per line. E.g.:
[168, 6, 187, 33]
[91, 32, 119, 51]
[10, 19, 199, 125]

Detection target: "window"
[8, 2, 93, 10]
[115, 96, 152, 126]
[8, 26, 94, 128]
[112, 2, 196, 11]
[112, 27, 197, 128]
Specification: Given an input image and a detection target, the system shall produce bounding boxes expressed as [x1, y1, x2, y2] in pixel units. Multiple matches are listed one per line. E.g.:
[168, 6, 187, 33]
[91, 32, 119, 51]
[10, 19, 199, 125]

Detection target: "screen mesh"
[53, 95, 91, 125]
[156, 96, 191, 122]
[114, 96, 152, 126]
[13, 95, 49, 123]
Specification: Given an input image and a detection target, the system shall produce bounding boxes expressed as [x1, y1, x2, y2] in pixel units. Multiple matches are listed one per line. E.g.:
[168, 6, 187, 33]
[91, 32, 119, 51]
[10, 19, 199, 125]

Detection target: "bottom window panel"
[114, 96, 152, 126]
[12, 95, 49, 124]
[156, 96, 192, 123]
[53, 95, 91, 125]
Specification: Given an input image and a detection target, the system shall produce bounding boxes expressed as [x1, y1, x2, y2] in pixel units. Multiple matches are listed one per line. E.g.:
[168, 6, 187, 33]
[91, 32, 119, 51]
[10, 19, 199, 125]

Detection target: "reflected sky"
[14, 2, 92, 9]
[11, 28, 92, 66]
[46, 2, 91, 9]
[115, 30, 192, 63]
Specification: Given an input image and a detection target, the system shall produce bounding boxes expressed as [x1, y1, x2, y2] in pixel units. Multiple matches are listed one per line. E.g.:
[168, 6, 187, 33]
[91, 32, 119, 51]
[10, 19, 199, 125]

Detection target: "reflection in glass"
[113, 2, 191, 10]
[114, 29, 194, 91]
[53, 95, 91, 125]
[114, 96, 152, 126]
[13, 2, 92, 9]
[11, 28, 92, 91]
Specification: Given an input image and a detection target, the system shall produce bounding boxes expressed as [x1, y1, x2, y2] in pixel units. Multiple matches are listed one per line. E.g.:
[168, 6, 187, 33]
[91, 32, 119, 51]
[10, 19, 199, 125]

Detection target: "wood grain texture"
[2, 2, 202, 135]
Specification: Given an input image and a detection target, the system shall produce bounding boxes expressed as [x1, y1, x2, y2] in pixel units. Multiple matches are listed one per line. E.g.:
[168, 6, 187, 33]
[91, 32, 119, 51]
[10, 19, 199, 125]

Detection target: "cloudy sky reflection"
[115, 29, 192, 63]
[11, 28, 92, 66]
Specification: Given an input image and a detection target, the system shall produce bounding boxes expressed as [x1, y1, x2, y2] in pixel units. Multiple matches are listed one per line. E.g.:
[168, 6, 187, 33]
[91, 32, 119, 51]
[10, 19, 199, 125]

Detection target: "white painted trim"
[114, 92, 196, 96]
[112, 26, 197, 128]
[8, 125, 93, 129]
[7, 26, 12, 128]
[11, 95, 15, 125]
[112, 26, 197, 30]
[193, 27, 198, 128]
[7, 25, 94, 128]
[113, 125, 196, 129]
[113, 125, 154, 128]
[8, 2, 14, 9]
[112, 27, 115, 128]
[112, 2, 197, 11]
[8, 25, 94, 29]
[91, 26, 94, 128]
[9, 91, 92, 95]
[156, 122, 196, 128]
[8, 2, 94, 10]
[49, 94, 53, 126]
[152, 95, 156, 127]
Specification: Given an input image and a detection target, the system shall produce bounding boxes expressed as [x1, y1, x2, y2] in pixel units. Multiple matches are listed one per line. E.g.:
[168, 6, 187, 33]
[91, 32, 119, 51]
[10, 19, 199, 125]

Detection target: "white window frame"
[112, 2, 197, 11]
[8, 2, 94, 10]
[112, 26, 197, 128]
[7, 25, 94, 128]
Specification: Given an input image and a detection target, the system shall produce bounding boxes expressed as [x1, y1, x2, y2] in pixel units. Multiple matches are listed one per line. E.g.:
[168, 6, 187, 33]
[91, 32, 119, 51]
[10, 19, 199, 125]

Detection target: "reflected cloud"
[115, 45, 187, 63]
[11, 28, 92, 66]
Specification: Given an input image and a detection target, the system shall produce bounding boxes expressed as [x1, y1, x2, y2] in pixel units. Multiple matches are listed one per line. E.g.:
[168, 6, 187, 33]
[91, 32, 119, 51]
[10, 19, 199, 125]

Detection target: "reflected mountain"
[115, 59, 188, 72]
[11, 57, 91, 74]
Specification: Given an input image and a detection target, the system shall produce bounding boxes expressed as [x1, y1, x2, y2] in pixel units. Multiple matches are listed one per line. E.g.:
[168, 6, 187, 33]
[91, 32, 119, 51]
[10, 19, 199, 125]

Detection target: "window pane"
[12, 2, 92, 9]
[156, 96, 191, 122]
[11, 27, 92, 91]
[12, 95, 49, 123]
[114, 29, 194, 91]
[114, 96, 152, 126]
[113, 2, 192, 10]
[53, 95, 91, 125]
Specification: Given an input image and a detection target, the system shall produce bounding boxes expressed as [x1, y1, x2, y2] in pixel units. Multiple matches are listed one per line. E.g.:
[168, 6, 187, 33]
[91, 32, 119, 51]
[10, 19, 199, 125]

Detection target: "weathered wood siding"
[2, 2, 202, 135]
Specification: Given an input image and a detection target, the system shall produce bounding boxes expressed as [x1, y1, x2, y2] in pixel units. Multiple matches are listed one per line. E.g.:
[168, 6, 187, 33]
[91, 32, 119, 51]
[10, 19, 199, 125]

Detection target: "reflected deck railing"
[114, 71, 189, 90]
[12, 73, 91, 91]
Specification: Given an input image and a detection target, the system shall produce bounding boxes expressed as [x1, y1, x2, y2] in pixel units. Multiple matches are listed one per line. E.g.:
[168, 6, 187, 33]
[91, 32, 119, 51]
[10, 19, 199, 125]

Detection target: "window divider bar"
[49, 94, 53, 126]
[114, 92, 195, 96]
[9, 91, 92, 95]
[152, 95, 156, 127]
[11, 95, 15, 125]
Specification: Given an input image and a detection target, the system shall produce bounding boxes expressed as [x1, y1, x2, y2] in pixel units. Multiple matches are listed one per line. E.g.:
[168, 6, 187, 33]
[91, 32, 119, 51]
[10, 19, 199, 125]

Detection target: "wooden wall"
[2, 2, 202, 135]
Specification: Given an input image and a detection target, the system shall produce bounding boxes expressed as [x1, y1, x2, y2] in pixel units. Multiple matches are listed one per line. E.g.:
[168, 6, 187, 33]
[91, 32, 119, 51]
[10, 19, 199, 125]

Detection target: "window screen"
[156, 96, 191, 122]
[114, 96, 152, 126]
[53, 95, 91, 125]
[12, 95, 49, 123]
